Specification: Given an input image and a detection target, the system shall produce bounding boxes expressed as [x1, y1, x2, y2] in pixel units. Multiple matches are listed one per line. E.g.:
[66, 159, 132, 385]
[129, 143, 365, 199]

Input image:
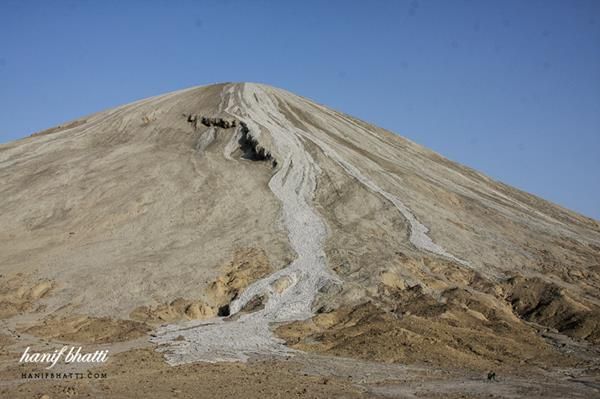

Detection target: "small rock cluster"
[185, 114, 237, 129]
[202, 117, 236, 128]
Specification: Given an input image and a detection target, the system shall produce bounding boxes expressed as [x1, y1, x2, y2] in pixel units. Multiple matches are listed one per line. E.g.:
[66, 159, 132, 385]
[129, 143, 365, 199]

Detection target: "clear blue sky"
[1, 0, 598, 219]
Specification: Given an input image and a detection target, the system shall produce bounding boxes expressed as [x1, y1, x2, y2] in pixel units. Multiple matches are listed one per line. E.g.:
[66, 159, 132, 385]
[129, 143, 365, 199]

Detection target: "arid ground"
[1, 83, 599, 398]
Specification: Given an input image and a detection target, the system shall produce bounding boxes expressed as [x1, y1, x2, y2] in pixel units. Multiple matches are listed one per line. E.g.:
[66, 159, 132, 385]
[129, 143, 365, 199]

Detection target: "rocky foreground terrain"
[1, 83, 599, 398]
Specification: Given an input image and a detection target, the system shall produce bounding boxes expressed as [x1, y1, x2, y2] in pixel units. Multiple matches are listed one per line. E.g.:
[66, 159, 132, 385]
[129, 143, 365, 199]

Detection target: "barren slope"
[1, 82, 599, 397]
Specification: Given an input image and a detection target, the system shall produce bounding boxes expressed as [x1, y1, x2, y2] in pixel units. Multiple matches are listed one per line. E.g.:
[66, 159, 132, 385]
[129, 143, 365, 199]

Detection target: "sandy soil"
[2, 345, 599, 399]
[2, 348, 374, 399]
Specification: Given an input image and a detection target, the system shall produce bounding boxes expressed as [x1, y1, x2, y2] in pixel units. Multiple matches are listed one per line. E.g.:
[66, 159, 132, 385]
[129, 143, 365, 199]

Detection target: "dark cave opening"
[217, 304, 230, 317]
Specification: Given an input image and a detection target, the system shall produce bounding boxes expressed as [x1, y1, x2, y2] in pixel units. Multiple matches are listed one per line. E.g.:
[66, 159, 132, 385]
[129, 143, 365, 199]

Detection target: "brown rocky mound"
[0, 274, 53, 319]
[500, 275, 600, 343]
[130, 247, 272, 324]
[277, 284, 580, 372]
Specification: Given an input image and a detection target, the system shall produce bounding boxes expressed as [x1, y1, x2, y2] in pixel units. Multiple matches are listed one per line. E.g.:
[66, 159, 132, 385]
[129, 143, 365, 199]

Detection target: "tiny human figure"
[487, 371, 496, 381]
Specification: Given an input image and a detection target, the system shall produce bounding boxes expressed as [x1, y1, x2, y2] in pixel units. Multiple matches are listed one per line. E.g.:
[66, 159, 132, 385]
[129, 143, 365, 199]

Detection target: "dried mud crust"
[0, 274, 54, 319]
[130, 247, 273, 324]
[18, 248, 273, 346]
[295, 116, 600, 374]
[23, 316, 150, 344]
[6, 348, 374, 399]
[28, 118, 87, 137]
